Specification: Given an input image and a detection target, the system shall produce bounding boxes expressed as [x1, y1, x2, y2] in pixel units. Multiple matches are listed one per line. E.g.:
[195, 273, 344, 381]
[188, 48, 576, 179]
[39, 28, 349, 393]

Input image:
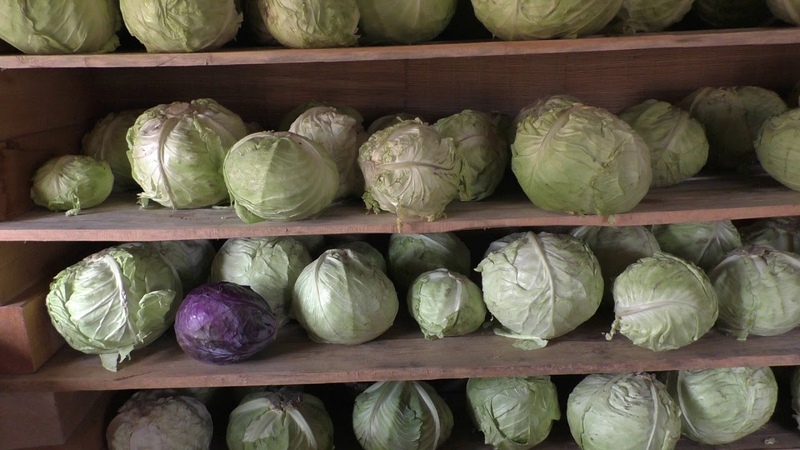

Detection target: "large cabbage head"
[709, 245, 800, 339]
[407, 269, 486, 339]
[127, 99, 248, 209]
[609, 252, 718, 351]
[466, 376, 560, 450]
[82, 110, 142, 191]
[359, 120, 461, 221]
[740, 216, 800, 253]
[666, 366, 778, 445]
[356, 0, 457, 44]
[651, 220, 742, 272]
[210, 236, 312, 325]
[433, 109, 509, 202]
[45, 243, 182, 371]
[616, 0, 695, 33]
[680, 86, 788, 169]
[353, 380, 453, 450]
[756, 108, 800, 191]
[387, 232, 471, 293]
[292, 248, 398, 344]
[148, 239, 216, 294]
[693, 0, 773, 27]
[512, 96, 651, 215]
[289, 106, 367, 200]
[470, 0, 623, 40]
[476, 231, 603, 349]
[618, 99, 709, 187]
[119, 0, 242, 52]
[227, 388, 334, 450]
[769, 0, 800, 25]
[107, 390, 213, 450]
[567, 373, 681, 450]
[266, 0, 359, 48]
[223, 131, 339, 223]
[0, 0, 120, 54]
[30, 154, 114, 216]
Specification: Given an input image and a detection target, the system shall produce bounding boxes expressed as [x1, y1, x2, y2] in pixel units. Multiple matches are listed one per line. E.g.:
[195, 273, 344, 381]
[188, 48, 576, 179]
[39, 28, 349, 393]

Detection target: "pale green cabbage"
[0, 0, 120, 54]
[769, 0, 800, 25]
[609, 252, 718, 351]
[693, 0, 773, 27]
[666, 366, 778, 445]
[353, 381, 453, 450]
[227, 388, 334, 450]
[266, 0, 359, 48]
[476, 231, 603, 349]
[567, 373, 681, 450]
[387, 232, 471, 293]
[120, 0, 242, 52]
[483, 232, 527, 258]
[616, 0, 695, 33]
[739, 216, 800, 253]
[82, 110, 142, 191]
[292, 248, 398, 344]
[30, 155, 114, 216]
[618, 99, 709, 187]
[356, 0, 457, 44]
[45, 243, 182, 371]
[210, 237, 311, 325]
[336, 241, 386, 272]
[651, 220, 742, 272]
[470, 0, 623, 40]
[756, 108, 800, 191]
[149, 240, 216, 294]
[709, 245, 800, 339]
[407, 269, 486, 339]
[466, 376, 560, 450]
[223, 131, 339, 223]
[512, 96, 651, 215]
[279, 101, 364, 132]
[127, 99, 248, 209]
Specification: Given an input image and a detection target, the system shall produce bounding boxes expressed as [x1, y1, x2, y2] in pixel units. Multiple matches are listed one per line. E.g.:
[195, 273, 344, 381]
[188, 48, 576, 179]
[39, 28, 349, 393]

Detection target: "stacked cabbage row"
[105, 366, 798, 450]
[3, 1, 800, 55]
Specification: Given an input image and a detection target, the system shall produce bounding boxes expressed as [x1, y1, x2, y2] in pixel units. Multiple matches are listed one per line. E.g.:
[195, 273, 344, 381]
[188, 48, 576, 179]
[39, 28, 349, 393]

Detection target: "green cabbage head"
[120, 0, 242, 52]
[470, 0, 623, 40]
[387, 232, 471, 293]
[740, 216, 800, 253]
[651, 220, 742, 272]
[337, 241, 386, 272]
[567, 373, 681, 450]
[82, 110, 142, 191]
[356, 0, 457, 44]
[407, 269, 486, 339]
[223, 131, 339, 223]
[512, 96, 651, 215]
[709, 245, 800, 339]
[46, 243, 182, 371]
[616, 0, 695, 33]
[227, 388, 334, 450]
[127, 99, 248, 209]
[0, 0, 120, 54]
[666, 366, 778, 445]
[149, 239, 216, 294]
[353, 381, 453, 450]
[769, 0, 800, 25]
[476, 232, 603, 349]
[30, 155, 114, 216]
[466, 376, 560, 450]
[266, 0, 359, 48]
[756, 108, 800, 191]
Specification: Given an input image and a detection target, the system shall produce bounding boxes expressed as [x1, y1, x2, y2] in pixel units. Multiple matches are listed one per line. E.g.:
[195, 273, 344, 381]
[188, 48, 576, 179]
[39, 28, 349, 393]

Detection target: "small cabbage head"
[616, 0, 695, 33]
[227, 388, 334, 450]
[512, 96, 651, 215]
[466, 376, 560, 450]
[619, 99, 709, 187]
[46, 243, 182, 371]
[470, 0, 623, 40]
[356, 0, 457, 44]
[0, 0, 120, 54]
[336, 241, 386, 272]
[609, 252, 718, 351]
[680, 86, 788, 169]
[289, 106, 367, 200]
[120, 0, 242, 52]
[210, 236, 312, 325]
[223, 131, 339, 223]
[266, 0, 359, 48]
[756, 108, 800, 191]
[359, 120, 461, 221]
[127, 99, 248, 209]
[666, 366, 778, 445]
[107, 390, 213, 450]
[367, 113, 423, 135]
[292, 248, 398, 344]
[433, 109, 509, 201]
[407, 269, 486, 339]
[30, 155, 114, 216]
[148, 239, 216, 294]
[709, 245, 800, 339]
[693, 0, 774, 27]
[740, 216, 800, 253]
[793, 367, 800, 430]
[82, 110, 142, 191]
[353, 381, 453, 450]
[476, 232, 603, 349]
[279, 101, 364, 132]
[651, 220, 742, 272]
[567, 373, 681, 450]
[769, 0, 800, 25]
[387, 232, 471, 293]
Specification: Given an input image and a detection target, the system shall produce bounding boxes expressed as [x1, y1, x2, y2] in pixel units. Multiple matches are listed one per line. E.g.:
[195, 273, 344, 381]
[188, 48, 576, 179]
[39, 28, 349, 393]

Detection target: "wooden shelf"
[0, 174, 798, 241]
[3, 28, 800, 69]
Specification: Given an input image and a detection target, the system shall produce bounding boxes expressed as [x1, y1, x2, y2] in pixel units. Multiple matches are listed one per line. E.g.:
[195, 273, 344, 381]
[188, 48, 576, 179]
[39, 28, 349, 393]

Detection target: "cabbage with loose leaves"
[651, 220, 742, 272]
[30, 155, 114, 216]
[266, 0, 359, 49]
[387, 232, 471, 293]
[356, 0, 457, 44]
[407, 269, 486, 339]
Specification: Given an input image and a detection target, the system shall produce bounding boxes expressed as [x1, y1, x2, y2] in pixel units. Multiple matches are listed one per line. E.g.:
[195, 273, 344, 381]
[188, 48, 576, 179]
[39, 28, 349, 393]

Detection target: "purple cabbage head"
[175, 281, 278, 364]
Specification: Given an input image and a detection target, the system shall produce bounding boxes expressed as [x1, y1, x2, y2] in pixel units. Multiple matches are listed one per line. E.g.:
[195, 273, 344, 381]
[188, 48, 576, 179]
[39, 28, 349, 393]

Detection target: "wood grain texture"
[0, 285, 65, 375]
[0, 241, 87, 305]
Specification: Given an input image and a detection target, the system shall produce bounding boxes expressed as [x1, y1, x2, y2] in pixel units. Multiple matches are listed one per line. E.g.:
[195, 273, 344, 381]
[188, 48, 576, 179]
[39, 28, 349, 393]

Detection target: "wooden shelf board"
[0, 175, 798, 241]
[2, 28, 800, 69]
